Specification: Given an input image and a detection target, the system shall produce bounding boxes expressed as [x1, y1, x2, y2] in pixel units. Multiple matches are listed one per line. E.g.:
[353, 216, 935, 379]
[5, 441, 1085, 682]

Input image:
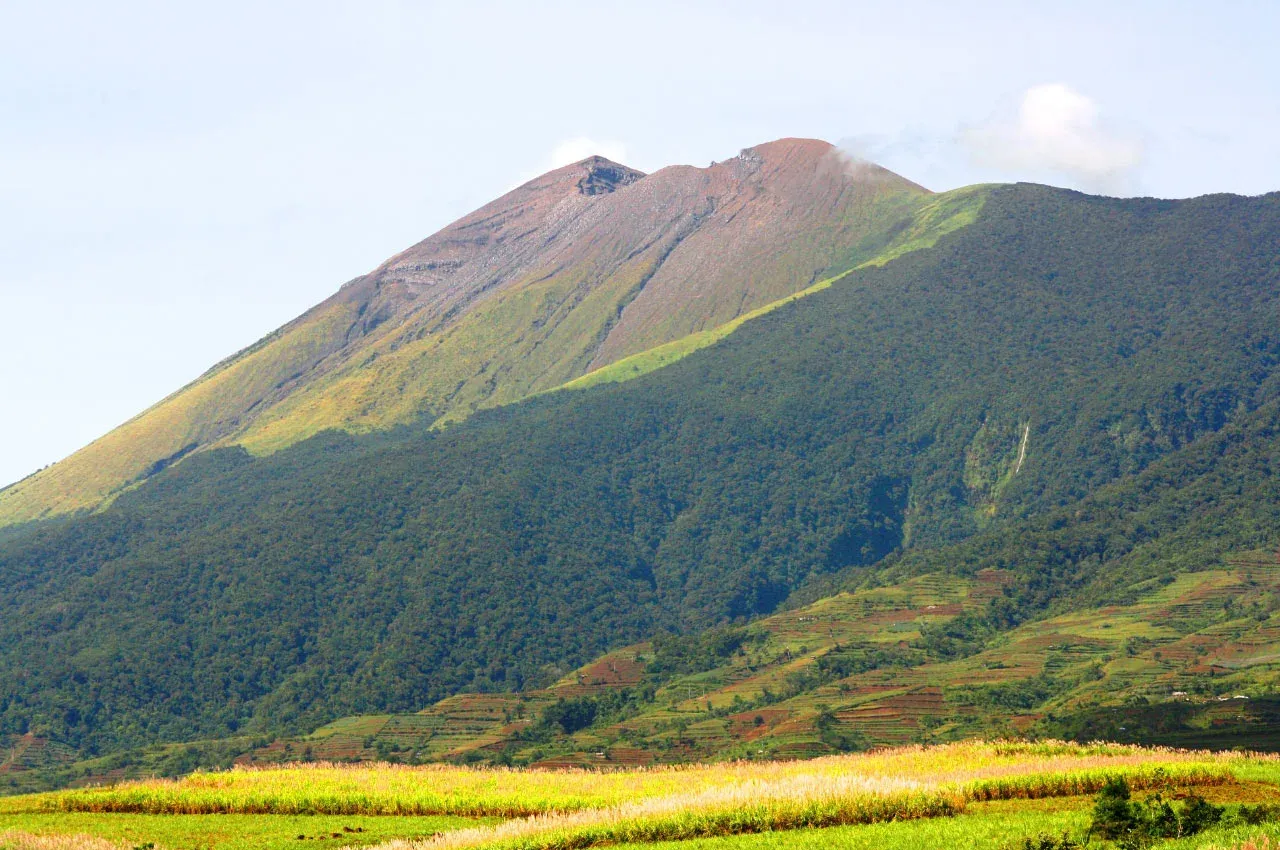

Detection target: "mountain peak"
[731, 137, 930, 193]
[567, 155, 645, 196]
[742, 136, 835, 160]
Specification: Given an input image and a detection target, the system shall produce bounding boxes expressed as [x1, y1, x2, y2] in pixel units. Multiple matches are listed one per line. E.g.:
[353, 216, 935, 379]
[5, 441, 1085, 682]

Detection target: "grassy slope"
[235, 250, 669, 452]
[236, 182, 949, 450]
[0, 303, 360, 526]
[601, 802, 1089, 850]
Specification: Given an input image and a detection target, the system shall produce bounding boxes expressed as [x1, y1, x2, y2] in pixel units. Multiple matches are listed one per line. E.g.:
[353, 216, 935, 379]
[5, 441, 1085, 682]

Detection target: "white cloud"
[962, 84, 1143, 192]
[546, 137, 630, 169]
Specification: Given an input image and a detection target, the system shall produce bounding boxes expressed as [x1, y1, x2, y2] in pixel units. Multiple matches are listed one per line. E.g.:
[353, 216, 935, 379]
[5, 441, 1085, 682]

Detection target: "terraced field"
[9, 555, 1280, 795]
[53, 554, 1240, 778]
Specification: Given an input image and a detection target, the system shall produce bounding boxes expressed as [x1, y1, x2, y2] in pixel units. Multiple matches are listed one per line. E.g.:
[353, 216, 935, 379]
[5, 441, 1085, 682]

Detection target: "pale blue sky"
[3, 0, 1279, 488]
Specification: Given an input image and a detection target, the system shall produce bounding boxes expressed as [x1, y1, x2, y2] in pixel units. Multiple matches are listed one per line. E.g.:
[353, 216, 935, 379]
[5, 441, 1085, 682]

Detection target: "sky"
[2, 0, 1279, 488]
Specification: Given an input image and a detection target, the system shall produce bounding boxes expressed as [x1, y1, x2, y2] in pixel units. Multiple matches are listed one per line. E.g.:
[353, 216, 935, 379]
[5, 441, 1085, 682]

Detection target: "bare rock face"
[0, 139, 931, 526]
[585, 139, 929, 367]
[576, 157, 644, 195]
[336, 137, 926, 368]
[334, 155, 649, 328]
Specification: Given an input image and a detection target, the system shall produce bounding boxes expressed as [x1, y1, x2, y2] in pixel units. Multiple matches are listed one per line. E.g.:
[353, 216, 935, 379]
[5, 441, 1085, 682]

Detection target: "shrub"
[1090, 776, 1136, 839]
[1009, 834, 1081, 850]
[540, 698, 598, 735]
[1239, 804, 1280, 826]
[1088, 777, 1223, 847]
[1179, 792, 1224, 834]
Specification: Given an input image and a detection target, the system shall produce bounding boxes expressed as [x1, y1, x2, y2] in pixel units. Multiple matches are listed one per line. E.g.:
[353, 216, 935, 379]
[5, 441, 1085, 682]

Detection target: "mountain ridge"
[0, 138, 934, 527]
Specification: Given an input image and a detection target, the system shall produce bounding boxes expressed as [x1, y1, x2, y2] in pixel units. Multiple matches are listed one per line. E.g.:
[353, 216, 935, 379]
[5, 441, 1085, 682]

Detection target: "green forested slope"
[184, 398, 1280, 776]
[2, 184, 1279, 761]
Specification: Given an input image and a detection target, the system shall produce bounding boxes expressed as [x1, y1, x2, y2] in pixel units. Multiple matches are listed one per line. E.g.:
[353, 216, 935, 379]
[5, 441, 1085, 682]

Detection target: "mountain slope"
[0, 139, 934, 527]
[366, 398, 1280, 767]
[2, 183, 1278, 761]
[11, 402, 1280, 788]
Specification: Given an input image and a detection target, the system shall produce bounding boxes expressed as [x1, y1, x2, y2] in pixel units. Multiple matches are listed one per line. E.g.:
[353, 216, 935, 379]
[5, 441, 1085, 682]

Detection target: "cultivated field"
[201, 559, 1280, 775]
[4, 742, 1280, 850]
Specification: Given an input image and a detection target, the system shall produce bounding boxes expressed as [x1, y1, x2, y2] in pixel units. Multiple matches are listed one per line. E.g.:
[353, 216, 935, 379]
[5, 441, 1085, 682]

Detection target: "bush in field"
[1180, 792, 1224, 834]
[1087, 776, 1222, 847]
[1239, 804, 1280, 825]
[1090, 776, 1137, 840]
[1010, 835, 1081, 850]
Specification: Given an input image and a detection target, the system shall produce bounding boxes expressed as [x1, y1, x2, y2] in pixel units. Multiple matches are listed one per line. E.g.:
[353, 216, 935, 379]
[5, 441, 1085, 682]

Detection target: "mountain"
[2, 178, 1279, 778]
[0, 139, 942, 528]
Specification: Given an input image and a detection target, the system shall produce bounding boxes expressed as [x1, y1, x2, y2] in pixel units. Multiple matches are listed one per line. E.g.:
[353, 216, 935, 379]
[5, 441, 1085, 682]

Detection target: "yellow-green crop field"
[3, 741, 1280, 850]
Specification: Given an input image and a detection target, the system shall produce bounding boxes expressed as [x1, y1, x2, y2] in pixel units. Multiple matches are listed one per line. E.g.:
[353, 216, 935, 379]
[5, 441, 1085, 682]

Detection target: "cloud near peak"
[963, 84, 1143, 192]
[547, 137, 630, 170]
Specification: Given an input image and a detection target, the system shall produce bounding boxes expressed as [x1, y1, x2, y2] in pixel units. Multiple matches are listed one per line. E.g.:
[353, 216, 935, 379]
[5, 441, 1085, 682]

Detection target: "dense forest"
[2, 184, 1279, 757]
[871, 396, 1280, 643]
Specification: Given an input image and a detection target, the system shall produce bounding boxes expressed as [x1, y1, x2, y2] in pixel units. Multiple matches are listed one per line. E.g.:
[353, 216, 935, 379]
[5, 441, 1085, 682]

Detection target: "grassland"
[0, 814, 476, 850]
[599, 800, 1280, 850]
[2, 742, 1278, 850]
[11, 742, 1234, 817]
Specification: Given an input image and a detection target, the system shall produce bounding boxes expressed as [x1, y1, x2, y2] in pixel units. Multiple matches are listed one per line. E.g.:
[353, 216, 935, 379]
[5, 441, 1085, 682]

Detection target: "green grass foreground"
[603, 801, 1280, 850]
[604, 799, 1095, 849]
[0, 814, 480, 850]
